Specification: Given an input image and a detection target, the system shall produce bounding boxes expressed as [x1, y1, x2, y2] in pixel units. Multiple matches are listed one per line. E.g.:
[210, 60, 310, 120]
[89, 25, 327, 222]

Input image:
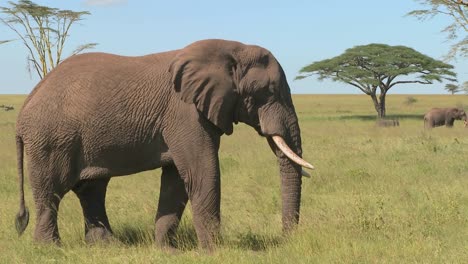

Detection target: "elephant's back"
[22, 53, 157, 108]
[17, 51, 178, 137]
[425, 108, 447, 118]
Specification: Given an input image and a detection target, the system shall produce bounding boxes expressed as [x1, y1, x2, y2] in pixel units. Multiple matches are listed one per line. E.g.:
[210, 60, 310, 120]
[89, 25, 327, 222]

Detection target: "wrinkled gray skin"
[15, 39, 306, 250]
[423, 107, 467, 128]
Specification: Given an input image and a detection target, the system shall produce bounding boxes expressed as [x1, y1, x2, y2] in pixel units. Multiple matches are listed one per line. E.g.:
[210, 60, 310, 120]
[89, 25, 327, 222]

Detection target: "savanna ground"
[0, 94, 467, 263]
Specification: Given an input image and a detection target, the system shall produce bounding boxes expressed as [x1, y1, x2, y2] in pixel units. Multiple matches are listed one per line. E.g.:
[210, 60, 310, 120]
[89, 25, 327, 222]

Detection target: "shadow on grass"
[114, 223, 281, 251]
[234, 231, 282, 251]
[114, 224, 154, 246]
[114, 222, 198, 250]
[339, 114, 423, 121]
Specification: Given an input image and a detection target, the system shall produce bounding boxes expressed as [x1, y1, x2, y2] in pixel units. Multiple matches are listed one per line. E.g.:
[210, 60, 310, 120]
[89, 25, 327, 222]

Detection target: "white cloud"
[84, 0, 127, 7]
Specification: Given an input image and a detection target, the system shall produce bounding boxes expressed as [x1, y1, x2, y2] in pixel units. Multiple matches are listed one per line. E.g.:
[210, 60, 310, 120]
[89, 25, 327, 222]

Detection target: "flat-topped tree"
[0, 0, 96, 79]
[296, 44, 457, 118]
[445, 83, 461, 94]
[407, 0, 468, 60]
[463, 81, 468, 94]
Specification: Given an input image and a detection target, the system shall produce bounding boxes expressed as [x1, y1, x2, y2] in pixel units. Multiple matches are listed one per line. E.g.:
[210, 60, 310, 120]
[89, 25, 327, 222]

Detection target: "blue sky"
[1, 0, 467, 94]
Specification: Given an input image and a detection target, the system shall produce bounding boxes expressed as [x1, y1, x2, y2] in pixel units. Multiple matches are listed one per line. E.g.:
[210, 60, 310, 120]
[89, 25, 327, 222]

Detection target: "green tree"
[0, 0, 96, 79]
[407, 0, 468, 60]
[462, 81, 468, 93]
[445, 83, 461, 94]
[296, 44, 456, 118]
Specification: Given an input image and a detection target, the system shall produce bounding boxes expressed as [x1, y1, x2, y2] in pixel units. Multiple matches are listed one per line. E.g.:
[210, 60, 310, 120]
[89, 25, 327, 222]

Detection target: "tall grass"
[0, 94, 467, 263]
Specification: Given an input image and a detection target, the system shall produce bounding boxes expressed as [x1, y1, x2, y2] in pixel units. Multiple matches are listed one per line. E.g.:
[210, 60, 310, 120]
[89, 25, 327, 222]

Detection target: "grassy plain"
[0, 94, 467, 263]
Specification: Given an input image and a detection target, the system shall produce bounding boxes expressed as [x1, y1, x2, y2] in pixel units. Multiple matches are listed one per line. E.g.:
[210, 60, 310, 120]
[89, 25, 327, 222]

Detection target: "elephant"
[423, 107, 467, 128]
[0, 104, 13, 111]
[376, 118, 399, 127]
[14, 39, 314, 250]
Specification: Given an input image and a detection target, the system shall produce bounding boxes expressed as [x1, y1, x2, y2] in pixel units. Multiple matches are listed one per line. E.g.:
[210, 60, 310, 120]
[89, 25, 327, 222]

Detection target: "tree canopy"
[296, 44, 457, 117]
[462, 81, 468, 93]
[445, 83, 461, 94]
[407, 0, 468, 60]
[0, 0, 96, 79]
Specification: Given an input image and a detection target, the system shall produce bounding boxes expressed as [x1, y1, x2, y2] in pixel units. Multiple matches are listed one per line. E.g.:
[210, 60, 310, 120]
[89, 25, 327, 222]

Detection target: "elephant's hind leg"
[31, 190, 63, 244]
[155, 164, 188, 249]
[73, 178, 113, 244]
[28, 152, 76, 244]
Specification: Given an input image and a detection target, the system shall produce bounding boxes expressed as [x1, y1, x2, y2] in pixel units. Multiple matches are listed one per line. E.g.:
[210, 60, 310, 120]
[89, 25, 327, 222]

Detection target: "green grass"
[1, 94, 468, 263]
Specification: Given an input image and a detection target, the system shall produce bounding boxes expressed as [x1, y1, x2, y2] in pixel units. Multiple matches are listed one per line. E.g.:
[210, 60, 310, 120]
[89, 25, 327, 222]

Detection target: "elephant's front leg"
[73, 178, 113, 243]
[186, 166, 221, 251]
[173, 151, 221, 251]
[166, 132, 222, 250]
[155, 164, 188, 249]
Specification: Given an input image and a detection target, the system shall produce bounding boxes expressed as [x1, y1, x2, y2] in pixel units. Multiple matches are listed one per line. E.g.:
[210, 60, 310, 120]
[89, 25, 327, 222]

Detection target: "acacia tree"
[408, 0, 468, 60]
[0, 0, 96, 79]
[296, 44, 456, 118]
[445, 83, 461, 94]
[463, 81, 468, 93]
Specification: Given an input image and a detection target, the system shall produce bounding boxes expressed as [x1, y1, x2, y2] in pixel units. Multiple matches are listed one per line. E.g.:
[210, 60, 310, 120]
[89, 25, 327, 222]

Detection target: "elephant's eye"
[268, 82, 279, 94]
[250, 97, 255, 106]
[243, 96, 256, 110]
[252, 87, 274, 105]
[229, 64, 237, 76]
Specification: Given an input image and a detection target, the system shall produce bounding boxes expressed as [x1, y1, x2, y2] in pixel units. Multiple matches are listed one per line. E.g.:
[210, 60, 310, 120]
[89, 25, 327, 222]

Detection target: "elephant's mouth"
[254, 125, 263, 136]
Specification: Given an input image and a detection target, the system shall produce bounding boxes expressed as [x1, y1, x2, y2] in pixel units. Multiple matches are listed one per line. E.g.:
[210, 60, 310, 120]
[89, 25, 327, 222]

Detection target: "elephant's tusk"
[301, 169, 311, 178]
[272, 135, 315, 170]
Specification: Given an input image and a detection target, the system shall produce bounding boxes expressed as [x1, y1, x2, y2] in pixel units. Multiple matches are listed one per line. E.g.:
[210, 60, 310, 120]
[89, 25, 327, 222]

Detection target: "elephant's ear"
[169, 44, 239, 135]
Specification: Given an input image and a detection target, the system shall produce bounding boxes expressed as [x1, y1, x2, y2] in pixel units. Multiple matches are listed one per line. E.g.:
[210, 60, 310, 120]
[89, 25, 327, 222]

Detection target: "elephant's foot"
[34, 235, 62, 246]
[155, 233, 176, 250]
[85, 227, 113, 244]
[155, 231, 184, 254]
[158, 244, 182, 255]
[198, 239, 217, 253]
[33, 204, 62, 246]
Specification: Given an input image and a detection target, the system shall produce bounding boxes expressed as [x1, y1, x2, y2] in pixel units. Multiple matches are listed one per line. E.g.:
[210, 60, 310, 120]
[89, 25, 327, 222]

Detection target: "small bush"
[404, 96, 417, 105]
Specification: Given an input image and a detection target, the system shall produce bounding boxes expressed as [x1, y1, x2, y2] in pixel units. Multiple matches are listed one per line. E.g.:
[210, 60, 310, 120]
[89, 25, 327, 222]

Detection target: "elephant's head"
[451, 108, 467, 121]
[170, 39, 313, 232]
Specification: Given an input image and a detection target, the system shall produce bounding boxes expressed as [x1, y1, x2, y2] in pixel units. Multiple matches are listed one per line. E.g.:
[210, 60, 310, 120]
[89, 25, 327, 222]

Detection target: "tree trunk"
[370, 93, 387, 118]
[379, 93, 386, 118]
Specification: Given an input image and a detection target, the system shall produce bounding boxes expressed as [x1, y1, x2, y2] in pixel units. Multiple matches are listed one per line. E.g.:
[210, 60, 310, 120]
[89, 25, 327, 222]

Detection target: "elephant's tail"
[15, 135, 29, 236]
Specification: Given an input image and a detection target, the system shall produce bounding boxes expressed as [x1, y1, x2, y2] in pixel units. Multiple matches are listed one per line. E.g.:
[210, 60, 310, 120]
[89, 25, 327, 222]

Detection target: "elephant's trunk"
[274, 119, 305, 233]
[261, 101, 310, 233]
[280, 162, 302, 232]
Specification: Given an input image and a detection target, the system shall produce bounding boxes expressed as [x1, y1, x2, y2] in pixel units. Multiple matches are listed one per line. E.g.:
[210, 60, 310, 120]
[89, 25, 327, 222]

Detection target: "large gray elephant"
[14, 39, 313, 250]
[423, 107, 467, 128]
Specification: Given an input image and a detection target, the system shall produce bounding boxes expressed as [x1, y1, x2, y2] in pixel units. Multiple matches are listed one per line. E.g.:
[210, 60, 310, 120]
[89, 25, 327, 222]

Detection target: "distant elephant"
[423, 107, 467, 128]
[376, 118, 399, 127]
[14, 39, 314, 250]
